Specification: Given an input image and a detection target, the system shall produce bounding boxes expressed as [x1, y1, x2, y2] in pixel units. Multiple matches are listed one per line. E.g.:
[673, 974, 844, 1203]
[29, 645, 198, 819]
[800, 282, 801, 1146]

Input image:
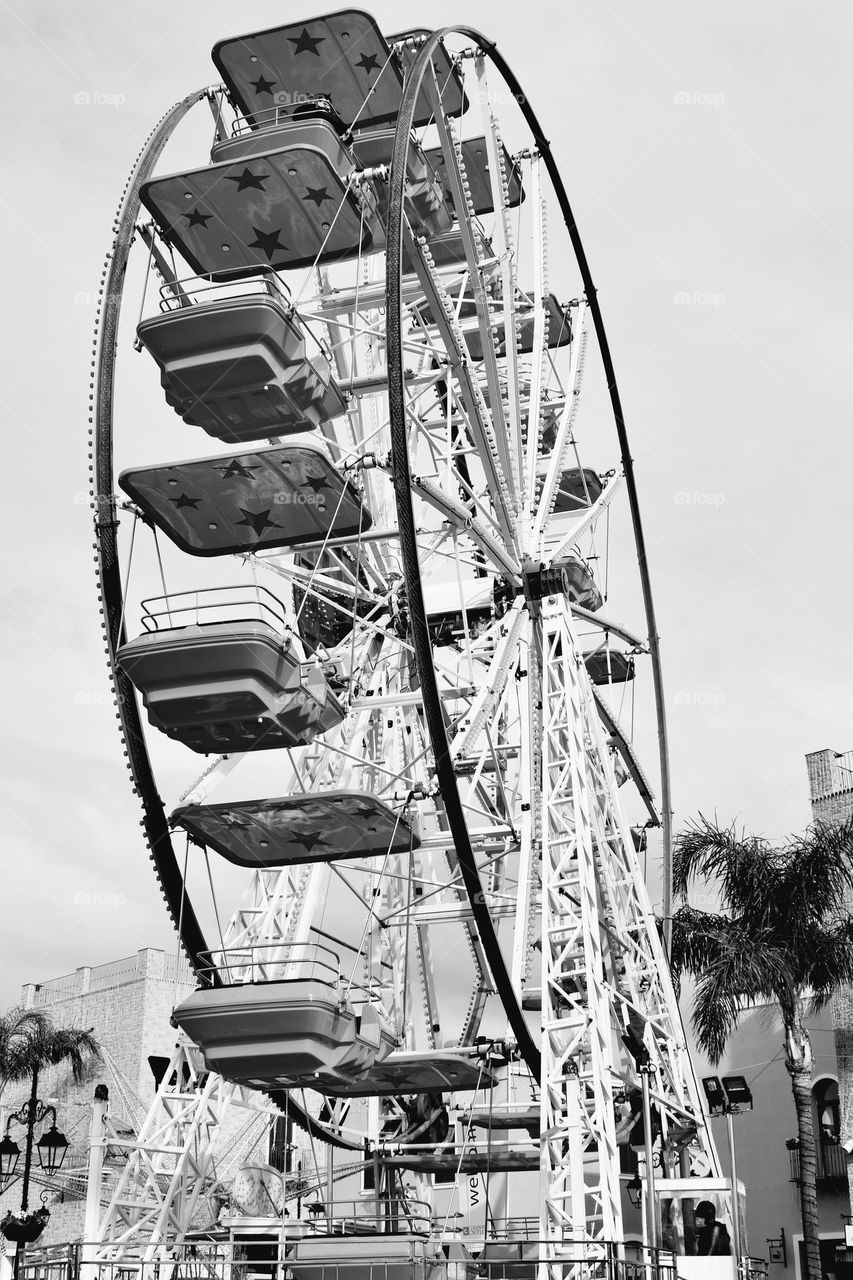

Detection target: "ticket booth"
[655, 1177, 746, 1280]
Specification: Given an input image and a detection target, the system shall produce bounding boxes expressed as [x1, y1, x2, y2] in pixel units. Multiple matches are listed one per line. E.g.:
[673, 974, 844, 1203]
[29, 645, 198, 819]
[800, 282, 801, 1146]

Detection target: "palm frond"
[0, 1015, 100, 1086]
[670, 906, 737, 993]
[802, 919, 853, 1010]
[689, 936, 785, 1063]
[778, 818, 853, 927]
[0, 1009, 52, 1090]
[673, 816, 782, 925]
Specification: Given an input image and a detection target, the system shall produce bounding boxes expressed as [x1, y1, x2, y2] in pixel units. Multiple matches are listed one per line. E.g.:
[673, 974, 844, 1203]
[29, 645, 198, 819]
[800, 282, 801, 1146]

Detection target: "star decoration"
[236, 507, 282, 536]
[288, 27, 326, 56]
[169, 492, 201, 509]
[355, 52, 380, 74]
[289, 829, 329, 852]
[219, 812, 251, 829]
[353, 804, 378, 819]
[303, 474, 331, 493]
[248, 225, 288, 261]
[216, 459, 259, 480]
[251, 74, 277, 96]
[302, 185, 332, 207]
[226, 167, 270, 192]
[185, 208, 211, 228]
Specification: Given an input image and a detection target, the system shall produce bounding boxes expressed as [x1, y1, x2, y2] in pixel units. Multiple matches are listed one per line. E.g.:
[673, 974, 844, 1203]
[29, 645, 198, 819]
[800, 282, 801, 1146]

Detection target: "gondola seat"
[137, 294, 346, 442]
[117, 621, 343, 753]
[172, 979, 395, 1090]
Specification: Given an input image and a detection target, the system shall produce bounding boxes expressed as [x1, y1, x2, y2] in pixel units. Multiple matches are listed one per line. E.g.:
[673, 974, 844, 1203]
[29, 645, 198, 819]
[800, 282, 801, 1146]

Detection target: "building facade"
[691, 999, 850, 1279]
[806, 747, 853, 1218]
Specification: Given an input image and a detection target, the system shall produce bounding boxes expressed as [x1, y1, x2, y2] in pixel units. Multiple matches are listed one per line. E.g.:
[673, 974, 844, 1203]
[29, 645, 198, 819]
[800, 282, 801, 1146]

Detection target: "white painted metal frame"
[538, 600, 719, 1274]
[95, 1043, 239, 1262]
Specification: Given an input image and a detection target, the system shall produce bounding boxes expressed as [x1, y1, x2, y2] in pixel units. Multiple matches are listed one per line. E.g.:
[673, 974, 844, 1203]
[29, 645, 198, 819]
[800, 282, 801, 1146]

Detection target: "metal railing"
[229, 98, 340, 138]
[196, 941, 343, 987]
[194, 942, 386, 1015]
[299, 1196, 432, 1236]
[156, 265, 293, 315]
[151, 267, 335, 369]
[140, 584, 289, 635]
[18, 1241, 681, 1280]
[787, 1135, 848, 1190]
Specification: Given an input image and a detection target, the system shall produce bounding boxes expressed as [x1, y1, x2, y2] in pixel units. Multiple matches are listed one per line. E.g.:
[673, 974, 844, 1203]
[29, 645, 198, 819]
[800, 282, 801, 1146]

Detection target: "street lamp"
[36, 1123, 69, 1177]
[0, 1136, 21, 1186]
[701, 1075, 753, 1275]
[626, 1173, 643, 1209]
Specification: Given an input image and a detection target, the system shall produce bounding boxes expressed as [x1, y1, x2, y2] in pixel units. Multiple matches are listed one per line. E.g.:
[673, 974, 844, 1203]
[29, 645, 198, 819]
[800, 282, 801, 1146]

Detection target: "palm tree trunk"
[785, 1006, 821, 1280]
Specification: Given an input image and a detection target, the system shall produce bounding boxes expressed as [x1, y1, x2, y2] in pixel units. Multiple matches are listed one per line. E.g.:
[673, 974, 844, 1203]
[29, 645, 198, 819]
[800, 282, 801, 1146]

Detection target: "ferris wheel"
[90, 13, 720, 1276]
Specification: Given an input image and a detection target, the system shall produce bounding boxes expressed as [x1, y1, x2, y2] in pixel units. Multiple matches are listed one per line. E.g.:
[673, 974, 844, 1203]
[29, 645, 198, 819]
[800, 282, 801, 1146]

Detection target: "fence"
[19, 1239, 683, 1280]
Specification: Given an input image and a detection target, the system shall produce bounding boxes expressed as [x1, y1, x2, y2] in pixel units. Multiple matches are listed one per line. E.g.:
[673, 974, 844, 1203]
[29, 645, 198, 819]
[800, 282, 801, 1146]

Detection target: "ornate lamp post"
[0, 1066, 69, 1278]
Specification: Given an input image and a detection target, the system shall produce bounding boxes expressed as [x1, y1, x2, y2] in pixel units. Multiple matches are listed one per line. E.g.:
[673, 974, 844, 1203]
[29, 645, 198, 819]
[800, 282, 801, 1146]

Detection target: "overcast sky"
[0, 0, 850, 1008]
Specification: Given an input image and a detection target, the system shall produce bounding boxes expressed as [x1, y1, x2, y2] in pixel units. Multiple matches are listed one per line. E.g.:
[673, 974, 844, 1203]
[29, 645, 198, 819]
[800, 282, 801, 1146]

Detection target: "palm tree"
[670, 816, 853, 1280]
[0, 1006, 100, 1222]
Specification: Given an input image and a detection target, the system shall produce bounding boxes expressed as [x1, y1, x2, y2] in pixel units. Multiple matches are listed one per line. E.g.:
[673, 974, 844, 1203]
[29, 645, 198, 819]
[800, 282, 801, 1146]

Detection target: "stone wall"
[0, 948, 195, 1249]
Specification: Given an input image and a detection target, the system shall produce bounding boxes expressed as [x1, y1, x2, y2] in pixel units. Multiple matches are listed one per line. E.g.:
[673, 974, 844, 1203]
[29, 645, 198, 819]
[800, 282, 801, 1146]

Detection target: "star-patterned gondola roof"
[212, 13, 399, 130]
[423, 136, 525, 217]
[313, 1050, 498, 1098]
[119, 444, 372, 558]
[172, 791, 418, 868]
[140, 128, 378, 276]
[459, 292, 574, 363]
[211, 11, 467, 132]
